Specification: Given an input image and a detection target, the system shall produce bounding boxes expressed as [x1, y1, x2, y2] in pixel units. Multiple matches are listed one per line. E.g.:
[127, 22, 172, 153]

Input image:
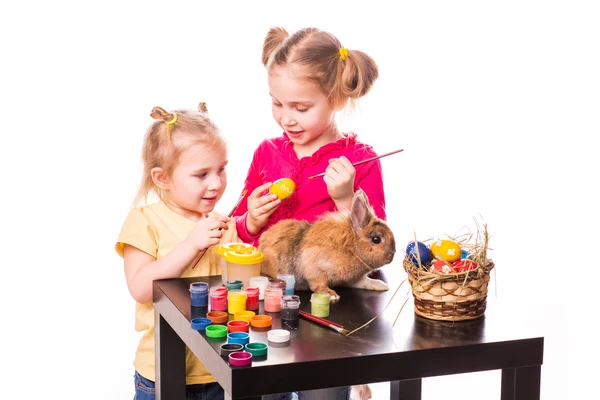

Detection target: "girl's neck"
[163, 197, 205, 222]
[293, 125, 342, 159]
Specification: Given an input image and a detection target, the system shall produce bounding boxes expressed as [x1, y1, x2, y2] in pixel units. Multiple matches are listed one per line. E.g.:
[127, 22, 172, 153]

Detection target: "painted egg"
[461, 249, 469, 259]
[430, 239, 462, 263]
[452, 259, 478, 272]
[406, 241, 433, 267]
[269, 178, 296, 200]
[429, 260, 453, 274]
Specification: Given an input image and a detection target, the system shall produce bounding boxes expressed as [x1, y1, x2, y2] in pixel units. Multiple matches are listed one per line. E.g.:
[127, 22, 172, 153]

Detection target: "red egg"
[429, 260, 453, 274]
[452, 259, 478, 272]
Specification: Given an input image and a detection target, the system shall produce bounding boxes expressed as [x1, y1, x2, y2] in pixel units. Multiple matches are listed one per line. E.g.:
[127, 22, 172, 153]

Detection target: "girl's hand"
[324, 156, 356, 210]
[186, 215, 230, 252]
[246, 182, 281, 235]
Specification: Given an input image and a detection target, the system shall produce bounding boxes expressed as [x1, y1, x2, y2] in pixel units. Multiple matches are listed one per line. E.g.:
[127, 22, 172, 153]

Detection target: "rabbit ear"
[351, 189, 373, 230]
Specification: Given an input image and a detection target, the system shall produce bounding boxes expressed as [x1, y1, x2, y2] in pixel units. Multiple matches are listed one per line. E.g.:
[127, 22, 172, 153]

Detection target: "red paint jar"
[244, 287, 259, 311]
[210, 286, 228, 311]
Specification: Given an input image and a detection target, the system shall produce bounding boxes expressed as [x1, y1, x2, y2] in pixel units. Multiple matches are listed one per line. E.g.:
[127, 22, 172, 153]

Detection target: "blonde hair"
[262, 27, 379, 108]
[134, 102, 225, 205]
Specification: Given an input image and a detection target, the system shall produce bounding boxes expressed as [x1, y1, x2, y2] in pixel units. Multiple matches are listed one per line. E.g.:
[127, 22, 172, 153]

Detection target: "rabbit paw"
[352, 275, 389, 291]
[351, 384, 372, 400]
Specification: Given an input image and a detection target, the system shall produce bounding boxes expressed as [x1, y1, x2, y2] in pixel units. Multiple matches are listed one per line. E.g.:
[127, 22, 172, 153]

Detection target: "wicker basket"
[403, 256, 494, 321]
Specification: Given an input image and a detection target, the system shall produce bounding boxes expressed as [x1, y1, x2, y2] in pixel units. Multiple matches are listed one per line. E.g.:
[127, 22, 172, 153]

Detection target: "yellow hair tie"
[165, 114, 177, 146]
[339, 47, 349, 61]
[166, 114, 178, 125]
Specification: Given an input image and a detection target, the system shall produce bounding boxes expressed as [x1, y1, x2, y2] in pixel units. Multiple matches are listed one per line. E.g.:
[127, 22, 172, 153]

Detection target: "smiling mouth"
[287, 130, 304, 135]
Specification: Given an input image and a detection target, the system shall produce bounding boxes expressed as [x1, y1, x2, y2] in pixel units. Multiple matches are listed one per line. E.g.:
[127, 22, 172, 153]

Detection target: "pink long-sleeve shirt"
[234, 132, 386, 246]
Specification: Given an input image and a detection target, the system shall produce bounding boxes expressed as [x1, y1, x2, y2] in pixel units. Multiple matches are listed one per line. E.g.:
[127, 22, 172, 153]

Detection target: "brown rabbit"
[258, 189, 396, 301]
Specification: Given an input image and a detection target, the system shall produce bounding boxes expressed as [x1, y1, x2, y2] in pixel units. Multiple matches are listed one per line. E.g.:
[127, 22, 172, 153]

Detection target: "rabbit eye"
[371, 236, 382, 244]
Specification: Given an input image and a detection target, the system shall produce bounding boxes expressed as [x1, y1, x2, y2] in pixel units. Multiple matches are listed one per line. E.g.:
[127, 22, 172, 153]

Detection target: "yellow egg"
[269, 178, 296, 200]
[430, 239, 462, 263]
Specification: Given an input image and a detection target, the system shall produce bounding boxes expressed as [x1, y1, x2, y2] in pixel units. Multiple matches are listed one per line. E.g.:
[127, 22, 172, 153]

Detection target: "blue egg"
[406, 241, 433, 267]
[461, 249, 469, 259]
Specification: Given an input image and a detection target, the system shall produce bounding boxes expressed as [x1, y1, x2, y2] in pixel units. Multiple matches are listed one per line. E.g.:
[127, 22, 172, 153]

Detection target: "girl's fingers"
[250, 182, 272, 199]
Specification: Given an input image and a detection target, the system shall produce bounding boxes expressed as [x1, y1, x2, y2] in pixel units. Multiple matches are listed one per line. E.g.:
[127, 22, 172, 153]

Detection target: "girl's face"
[162, 142, 228, 221]
[268, 66, 338, 154]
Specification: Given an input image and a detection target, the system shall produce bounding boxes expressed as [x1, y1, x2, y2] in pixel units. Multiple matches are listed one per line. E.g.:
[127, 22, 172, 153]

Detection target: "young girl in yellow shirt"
[116, 103, 236, 400]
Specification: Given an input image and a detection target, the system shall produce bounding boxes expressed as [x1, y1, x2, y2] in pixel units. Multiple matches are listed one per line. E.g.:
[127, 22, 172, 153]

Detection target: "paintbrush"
[307, 148, 404, 180]
[299, 310, 350, 336]
[190, 188, 248, 269]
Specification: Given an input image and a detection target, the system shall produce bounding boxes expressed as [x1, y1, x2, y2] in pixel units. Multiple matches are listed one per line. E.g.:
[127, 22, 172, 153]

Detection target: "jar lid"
[216, 242, 256, 256]
[190, 317, 212, 331]
[222, 248, 265, 264]
[205, 325, 228, 338]
[250, 315, 272, 328]
[268, 329, 290, 343]
[245, 342, 268, 357]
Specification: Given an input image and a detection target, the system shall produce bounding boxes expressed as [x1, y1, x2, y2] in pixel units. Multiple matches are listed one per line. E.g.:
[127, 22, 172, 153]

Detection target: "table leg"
[391, 379, 422, 400]
[501, 366, 541, 400]
[155, 311, 186, 400]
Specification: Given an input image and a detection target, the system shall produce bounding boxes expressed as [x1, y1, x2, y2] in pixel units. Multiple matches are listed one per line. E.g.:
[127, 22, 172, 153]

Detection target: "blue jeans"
[262, 386, 350, 400]
[134, 371, 224, 400]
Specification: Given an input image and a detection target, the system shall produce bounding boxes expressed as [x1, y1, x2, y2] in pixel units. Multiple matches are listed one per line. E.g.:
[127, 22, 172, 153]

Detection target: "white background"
[1, 1, 598, 399]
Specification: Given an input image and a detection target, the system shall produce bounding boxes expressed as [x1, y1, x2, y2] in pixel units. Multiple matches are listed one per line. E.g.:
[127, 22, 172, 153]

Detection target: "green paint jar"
[310, 293, 331, 318]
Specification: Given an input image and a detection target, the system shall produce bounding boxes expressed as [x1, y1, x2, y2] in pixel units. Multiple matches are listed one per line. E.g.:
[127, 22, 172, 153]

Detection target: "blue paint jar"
[277, 274, 295, 295]
[190, 282, 209, 307]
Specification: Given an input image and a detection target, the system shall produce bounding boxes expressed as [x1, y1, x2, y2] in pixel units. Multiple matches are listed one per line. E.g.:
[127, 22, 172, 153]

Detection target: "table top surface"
[154, 268, 544, 367]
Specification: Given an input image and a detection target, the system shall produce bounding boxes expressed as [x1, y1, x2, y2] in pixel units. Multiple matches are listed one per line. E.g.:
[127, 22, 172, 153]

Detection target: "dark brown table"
[153, 270, 543, 400]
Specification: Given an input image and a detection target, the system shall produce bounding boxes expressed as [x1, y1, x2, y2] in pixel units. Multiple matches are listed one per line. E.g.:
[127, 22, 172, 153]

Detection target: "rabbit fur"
[258, 189, 396, 301]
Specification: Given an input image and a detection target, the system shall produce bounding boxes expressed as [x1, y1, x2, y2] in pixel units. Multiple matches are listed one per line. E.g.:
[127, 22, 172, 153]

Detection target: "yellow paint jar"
[227, 290, 247, 315]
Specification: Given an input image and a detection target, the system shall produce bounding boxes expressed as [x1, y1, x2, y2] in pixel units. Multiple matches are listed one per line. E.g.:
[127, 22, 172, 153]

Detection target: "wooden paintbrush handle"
[299, 310, 343, 328]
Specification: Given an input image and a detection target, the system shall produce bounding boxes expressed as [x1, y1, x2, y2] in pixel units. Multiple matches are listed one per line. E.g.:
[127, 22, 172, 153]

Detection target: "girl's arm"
[122, 214, 230, 304]
[123, 241, 198, 304]
[234, 146, 266, 242]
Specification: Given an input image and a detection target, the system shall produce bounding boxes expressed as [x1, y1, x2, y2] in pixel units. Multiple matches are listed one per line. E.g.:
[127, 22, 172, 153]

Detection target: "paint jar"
[310, 293, 331, 318]
[217, 243, 264, 288]
[244, 287, 260, 311]
[277, 274, 295, 295]
[226, 280, 243, 291]
[249, 276, 269, 300]
[209, 286, 228, 311]
[189, 282, 209, 307]
[280, 295, 300, 322]
[267, 278, 286, 291]
[227, 290, 247, 315]
[264, 288, 283, 313]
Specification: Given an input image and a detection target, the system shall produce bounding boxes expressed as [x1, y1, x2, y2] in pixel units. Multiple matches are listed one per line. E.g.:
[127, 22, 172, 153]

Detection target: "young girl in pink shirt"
[234, 26, 383, 400]
[234, 27, 386, 251]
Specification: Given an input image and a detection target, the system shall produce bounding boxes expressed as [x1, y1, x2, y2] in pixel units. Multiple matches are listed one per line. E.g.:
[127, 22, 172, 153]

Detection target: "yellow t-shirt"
[115, 200, 238, 384]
